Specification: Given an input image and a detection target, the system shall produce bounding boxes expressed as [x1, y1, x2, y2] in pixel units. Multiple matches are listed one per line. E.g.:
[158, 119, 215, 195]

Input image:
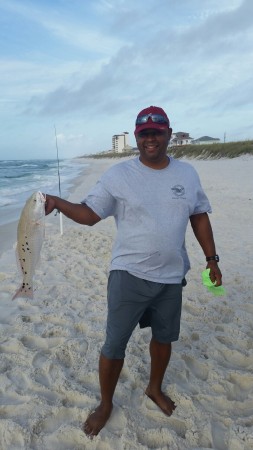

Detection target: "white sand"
[0, 156, 253, 450]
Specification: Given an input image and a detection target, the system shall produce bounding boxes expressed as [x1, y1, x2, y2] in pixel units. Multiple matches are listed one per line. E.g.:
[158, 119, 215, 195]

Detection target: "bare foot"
[83, 403, 113, 439]
[145, 388, 176, 416]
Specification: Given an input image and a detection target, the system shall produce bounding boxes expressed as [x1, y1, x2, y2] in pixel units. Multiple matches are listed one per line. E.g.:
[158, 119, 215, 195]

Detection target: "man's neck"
[139, 155, 170, 170]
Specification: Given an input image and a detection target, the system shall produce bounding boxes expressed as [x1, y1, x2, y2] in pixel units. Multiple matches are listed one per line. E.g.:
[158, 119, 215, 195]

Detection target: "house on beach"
[170, 132, 193, 146]
[170, 133, 221, 146]
[191, 136, 220, 145]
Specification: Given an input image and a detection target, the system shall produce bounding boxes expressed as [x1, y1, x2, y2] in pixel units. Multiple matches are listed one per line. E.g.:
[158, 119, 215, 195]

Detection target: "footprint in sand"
[225, 372, 253, 402]
[216, 334, 251, 352]
[211, 420, 228, 450]
[213, 342, 252, 370]
[183, 302, 202, 317]
[0, 419, 28, 449]
[137, 424, 183, 449]
[6, 370, 32, 393]
[181, 354, 209, 381]
[20, 335, 49, 351]
[53, 345, 74, 368]
[32, 350, 52, 369]
[34, 368, 51, 389]
[106, 405, 127, 436]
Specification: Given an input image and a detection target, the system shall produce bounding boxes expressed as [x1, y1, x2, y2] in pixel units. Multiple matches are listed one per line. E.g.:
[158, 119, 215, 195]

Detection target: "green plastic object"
[201, 269, 226, 296]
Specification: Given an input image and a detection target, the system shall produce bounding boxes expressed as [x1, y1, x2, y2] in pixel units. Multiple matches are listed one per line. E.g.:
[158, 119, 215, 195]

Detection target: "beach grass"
[169, 139, 253, 159]
[82, 139, 253, 159]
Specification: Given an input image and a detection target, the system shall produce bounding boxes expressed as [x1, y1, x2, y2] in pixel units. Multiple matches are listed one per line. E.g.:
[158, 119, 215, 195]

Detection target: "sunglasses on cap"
[135, 113, 169, 125]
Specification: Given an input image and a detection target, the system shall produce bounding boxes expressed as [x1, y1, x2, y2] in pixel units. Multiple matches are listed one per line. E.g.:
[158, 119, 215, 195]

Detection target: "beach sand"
[0, 156, 252, 450]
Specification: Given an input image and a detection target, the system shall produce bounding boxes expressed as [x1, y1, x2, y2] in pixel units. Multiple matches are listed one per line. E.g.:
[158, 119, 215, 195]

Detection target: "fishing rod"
[54, 125, 63, 235]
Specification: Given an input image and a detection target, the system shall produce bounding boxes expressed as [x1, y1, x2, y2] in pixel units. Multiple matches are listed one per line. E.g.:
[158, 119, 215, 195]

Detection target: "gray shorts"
[101, 270, 183, 359]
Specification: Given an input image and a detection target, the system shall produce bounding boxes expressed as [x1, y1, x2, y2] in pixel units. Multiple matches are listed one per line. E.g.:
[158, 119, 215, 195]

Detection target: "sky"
[0, 0, 252, 160]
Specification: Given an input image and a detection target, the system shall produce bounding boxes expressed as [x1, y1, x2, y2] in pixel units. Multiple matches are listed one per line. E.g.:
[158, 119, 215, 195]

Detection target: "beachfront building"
[170, 132, 193, 146]
[112, 132, 130, 153]
[191, 136, 221, 145]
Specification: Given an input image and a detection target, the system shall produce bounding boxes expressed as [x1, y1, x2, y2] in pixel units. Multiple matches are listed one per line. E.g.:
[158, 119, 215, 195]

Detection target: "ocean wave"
[19, 163, 40, 167]
[4, 173, 31, 179]
[0, 197, 16, 207]
[0, 158, 89, 226]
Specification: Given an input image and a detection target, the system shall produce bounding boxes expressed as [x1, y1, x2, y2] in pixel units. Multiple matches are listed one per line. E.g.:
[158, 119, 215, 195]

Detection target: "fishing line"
[54, 125, 62, 199]
[54, 125, 63, 235]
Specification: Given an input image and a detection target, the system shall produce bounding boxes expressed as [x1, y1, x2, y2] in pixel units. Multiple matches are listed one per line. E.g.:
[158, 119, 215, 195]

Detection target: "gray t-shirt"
[82, 157, 211, 283]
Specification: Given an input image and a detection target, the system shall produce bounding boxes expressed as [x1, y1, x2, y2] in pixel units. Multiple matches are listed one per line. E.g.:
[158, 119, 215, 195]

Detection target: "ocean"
[0, 159, 89, 226]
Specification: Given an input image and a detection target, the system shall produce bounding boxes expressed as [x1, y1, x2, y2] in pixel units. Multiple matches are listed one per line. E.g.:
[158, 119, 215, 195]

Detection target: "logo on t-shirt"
[171, 184, 185, 197]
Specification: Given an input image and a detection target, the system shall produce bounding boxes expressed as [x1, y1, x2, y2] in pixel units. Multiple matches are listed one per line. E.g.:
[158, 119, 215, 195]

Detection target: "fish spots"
[21, 240, 32, 254]
[13, 191, 45, 300]
[20, 281, 32, 294]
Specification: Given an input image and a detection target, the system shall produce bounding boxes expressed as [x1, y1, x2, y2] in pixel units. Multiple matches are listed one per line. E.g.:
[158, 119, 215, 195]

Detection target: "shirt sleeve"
[192, 188, 212, 215]
[191, 169, 212, 215]
[81, 178, 116, 219]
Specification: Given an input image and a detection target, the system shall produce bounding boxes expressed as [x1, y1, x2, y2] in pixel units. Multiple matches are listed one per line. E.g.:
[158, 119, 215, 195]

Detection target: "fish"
[12, 191, 46, 300]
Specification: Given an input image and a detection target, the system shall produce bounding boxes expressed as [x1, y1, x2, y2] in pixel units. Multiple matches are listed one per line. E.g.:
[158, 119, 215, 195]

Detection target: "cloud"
[27, 0, 252, 120]
[212, 77, 253, 109]
[0, 0, 124, 55]
[27, 45, 139, 115]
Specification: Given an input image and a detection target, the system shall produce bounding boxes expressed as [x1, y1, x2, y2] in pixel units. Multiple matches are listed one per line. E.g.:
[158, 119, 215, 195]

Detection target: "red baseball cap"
[134, 106, 170, 135]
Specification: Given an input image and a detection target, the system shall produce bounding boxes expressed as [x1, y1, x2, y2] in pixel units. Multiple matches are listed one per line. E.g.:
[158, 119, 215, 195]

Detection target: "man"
[44, 106, 222, 439]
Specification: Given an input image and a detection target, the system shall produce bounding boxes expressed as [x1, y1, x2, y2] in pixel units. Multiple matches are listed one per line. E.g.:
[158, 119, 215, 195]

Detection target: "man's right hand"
[43, 194, 57, 216]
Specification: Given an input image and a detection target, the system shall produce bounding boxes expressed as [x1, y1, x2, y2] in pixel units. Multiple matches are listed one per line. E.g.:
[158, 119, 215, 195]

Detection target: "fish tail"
[12, 285, 34, 300]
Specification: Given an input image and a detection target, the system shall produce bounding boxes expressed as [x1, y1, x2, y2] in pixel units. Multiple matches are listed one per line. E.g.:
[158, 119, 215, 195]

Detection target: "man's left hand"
[206, 261, 222, 286]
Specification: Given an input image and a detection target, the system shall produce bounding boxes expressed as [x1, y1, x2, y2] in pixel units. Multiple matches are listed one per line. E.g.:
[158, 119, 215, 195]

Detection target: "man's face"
[135, 128, 171, 168]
